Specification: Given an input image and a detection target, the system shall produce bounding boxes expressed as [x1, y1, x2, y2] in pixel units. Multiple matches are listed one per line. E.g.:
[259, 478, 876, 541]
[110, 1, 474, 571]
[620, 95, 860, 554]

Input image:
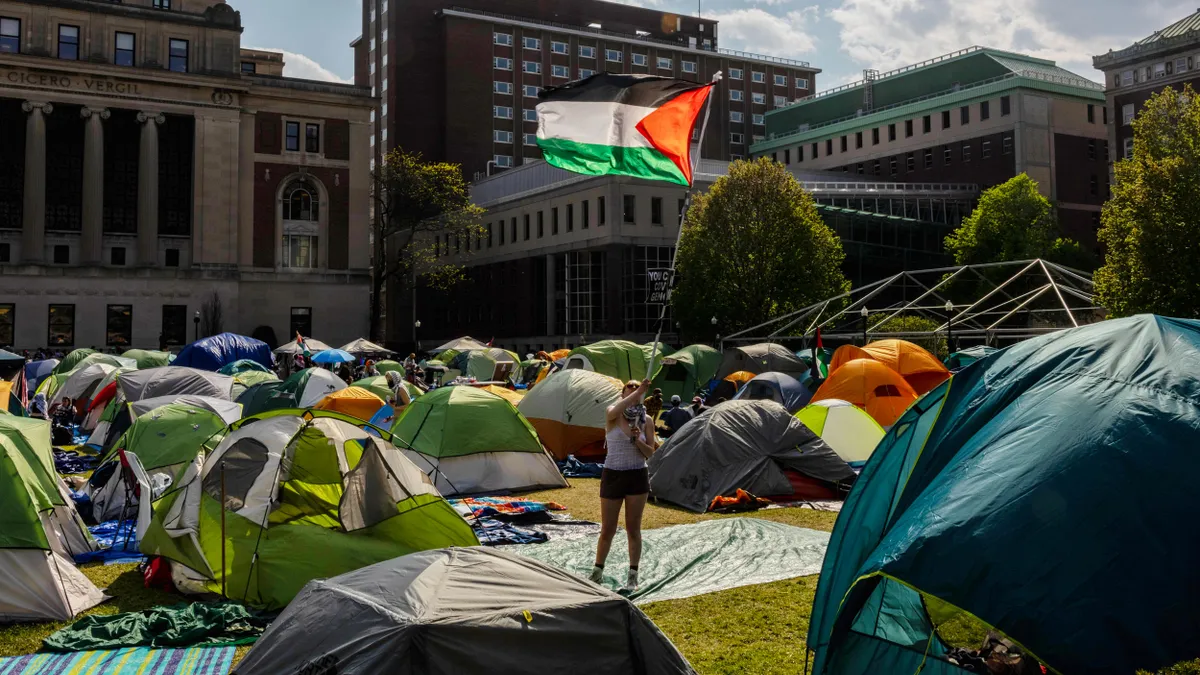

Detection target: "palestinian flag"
[537, 74, 714, 186]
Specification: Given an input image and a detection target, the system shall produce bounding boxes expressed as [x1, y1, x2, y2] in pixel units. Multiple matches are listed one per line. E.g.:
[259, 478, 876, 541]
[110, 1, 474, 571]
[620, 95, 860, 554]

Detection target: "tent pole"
[220, 459, 227, 599]
[645, 72, 722, 380]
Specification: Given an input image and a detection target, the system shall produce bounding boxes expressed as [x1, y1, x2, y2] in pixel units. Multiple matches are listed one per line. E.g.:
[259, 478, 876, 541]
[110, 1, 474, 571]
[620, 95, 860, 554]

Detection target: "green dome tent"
[652, 344, 722, 402]
[809, 316, 1200, 675]
[282, 367, 347, 407]
[564, 340, 663, 382]
[796, 400, 884, 467]
[390, 386, 567, 496]
[375, 360, 403, 375]
[140, 410, 478, 610]
[0, 416, 104, 621]
[218, 358, 272, 376]
[237, 381, 296, 417]
[121, 349, 172, 369]
[52, 348, 97, 375]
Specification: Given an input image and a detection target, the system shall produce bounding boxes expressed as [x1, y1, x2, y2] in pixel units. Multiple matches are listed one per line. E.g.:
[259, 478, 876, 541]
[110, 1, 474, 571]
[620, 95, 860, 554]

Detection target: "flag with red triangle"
[536, 74, 714, 186]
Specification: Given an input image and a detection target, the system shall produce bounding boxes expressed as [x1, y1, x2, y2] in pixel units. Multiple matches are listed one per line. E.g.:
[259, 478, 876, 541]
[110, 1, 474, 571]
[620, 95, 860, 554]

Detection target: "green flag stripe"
[537, 137, 688, 186]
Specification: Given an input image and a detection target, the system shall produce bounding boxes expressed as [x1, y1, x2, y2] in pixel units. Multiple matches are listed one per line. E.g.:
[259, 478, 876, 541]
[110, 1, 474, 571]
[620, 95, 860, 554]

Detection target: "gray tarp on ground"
[233, 547, 694, 675]
[513, 518, 830, 604]
[649, 399, 856, 512]
[117, 367, 235, 402]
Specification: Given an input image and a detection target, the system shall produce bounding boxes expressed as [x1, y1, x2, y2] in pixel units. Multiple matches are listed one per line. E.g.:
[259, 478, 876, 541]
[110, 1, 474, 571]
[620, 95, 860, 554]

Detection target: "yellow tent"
[313, 386, 385, 421]
[479, 384, 524, 407]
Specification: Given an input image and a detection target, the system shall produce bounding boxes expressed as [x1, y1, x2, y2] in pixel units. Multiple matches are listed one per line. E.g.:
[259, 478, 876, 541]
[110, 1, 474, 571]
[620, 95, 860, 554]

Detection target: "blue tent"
[732, 372, 812, 413]
[808, 315, 1200, 675]
[173, 333, 272, 372]
[25, 359, 58, 391]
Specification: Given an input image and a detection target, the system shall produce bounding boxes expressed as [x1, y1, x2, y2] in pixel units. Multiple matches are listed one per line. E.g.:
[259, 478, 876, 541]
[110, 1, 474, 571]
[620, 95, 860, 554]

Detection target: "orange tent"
[313, 386, 385, 421]
[548, 349, 571, 362]
[708, 370, 757, 403]
[861, 339, 950, 395]
[829, 344, 870, 373]
[811, 359, 918, 427]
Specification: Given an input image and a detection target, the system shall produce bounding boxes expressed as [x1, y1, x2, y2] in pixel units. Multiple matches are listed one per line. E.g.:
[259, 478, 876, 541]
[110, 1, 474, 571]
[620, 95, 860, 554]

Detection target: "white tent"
[274, 337, 331, 355]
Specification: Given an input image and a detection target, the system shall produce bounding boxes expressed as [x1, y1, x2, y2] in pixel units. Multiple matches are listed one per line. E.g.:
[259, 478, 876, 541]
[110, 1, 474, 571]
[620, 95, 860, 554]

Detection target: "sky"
[238, 0, 1200, 88]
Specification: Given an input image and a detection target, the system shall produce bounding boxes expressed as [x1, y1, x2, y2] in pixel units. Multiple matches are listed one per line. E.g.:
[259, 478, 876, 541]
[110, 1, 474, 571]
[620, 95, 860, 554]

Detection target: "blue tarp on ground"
[172, 333, 272, 372]
[809, 315, 1200, 675]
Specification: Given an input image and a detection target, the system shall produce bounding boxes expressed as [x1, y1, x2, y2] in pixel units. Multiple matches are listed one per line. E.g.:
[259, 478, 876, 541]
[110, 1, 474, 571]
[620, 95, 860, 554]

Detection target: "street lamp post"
[944, 300, 954, 355]
[193, 310, 200, 342]
[711, 316, 719, 346]
[414, 319, 422, 353]
[860, 306, 869, 346]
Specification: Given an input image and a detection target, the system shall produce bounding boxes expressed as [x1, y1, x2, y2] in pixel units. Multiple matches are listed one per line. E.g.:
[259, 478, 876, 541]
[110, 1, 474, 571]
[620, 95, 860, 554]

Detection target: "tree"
[199, 291, 223, 339]
[1096, 85, 1200, 318]
[370, 149, 485, 340]
[672, 158, 851, 339]
[944, 173, 1088, 268]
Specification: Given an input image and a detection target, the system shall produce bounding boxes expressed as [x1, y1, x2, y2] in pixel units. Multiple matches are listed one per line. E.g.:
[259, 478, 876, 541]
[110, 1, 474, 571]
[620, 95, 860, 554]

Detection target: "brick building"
[750, 47, 1109, 248]
[0, 0, 372, 350]
[1093, 9, 1200, 165]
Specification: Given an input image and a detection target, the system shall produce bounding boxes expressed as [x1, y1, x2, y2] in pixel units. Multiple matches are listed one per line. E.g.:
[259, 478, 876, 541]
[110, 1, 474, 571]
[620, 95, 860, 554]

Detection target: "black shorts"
[600, 468, 650, 499]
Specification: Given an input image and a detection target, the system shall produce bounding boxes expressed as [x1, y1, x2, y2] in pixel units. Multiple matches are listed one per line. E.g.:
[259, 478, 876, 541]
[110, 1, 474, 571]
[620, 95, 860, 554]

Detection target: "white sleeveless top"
[605, 423, 648, 471]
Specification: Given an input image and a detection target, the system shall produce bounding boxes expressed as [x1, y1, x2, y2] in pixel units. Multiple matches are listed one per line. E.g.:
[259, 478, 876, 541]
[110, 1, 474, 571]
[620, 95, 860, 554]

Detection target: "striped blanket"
[0, 647, 233, 675]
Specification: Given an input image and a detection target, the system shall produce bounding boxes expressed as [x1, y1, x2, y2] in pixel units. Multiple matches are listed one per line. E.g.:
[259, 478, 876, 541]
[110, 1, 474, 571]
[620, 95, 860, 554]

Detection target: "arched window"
[282, 179, 321, 269]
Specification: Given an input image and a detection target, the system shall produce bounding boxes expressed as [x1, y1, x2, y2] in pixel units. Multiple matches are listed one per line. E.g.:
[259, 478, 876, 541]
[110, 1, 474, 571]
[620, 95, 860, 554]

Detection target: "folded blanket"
[43, 602, 274, 652]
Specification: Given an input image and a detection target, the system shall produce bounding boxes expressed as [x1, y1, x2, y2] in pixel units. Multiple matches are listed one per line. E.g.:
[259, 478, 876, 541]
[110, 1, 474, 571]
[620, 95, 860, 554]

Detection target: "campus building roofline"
[439, 6, 819, 71]
[1094, 9, 1200, 69]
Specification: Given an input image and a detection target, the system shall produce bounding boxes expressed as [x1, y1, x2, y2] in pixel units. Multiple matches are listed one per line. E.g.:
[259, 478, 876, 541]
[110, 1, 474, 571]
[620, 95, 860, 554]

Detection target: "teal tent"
[943, 345, 999, 370]
[808, 315, 1200, 675]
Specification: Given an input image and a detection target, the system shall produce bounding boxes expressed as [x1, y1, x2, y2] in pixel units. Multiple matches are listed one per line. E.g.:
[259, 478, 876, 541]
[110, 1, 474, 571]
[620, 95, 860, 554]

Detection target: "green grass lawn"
[2, 478, 1196, 674]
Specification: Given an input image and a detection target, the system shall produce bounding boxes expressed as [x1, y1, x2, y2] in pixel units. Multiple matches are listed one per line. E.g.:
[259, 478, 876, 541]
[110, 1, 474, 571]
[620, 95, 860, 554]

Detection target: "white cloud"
[245, 46, 352, 83]
[826, 0, 1120, 82]
[706, 6, 818, 59]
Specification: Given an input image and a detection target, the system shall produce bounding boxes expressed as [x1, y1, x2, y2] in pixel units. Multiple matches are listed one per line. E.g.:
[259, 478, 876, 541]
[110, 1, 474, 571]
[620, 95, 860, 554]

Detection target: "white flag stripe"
[536, 100, 657, 148]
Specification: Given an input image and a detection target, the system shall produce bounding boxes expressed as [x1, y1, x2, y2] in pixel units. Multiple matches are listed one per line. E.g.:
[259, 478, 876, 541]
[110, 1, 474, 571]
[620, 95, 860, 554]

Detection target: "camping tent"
[652, 344, 721, 403]
[283, 367, 348, 407]
[217, 359, 271, 376]
[0, 382, 22, 416]
[121, 349, 172, 369]
[231, 371, 279, 400]
[339, 338, 395, 357]
[479, 384, 524, 407]
[235, 547, 696, 675]
[352, 375, 395, 403]
[274, 336, 331, 356]
[174, 333, 273, 372]
[707, 370, 756, 403]
[849, 339, 950, 395]
[374, 360, 403, 375]
[648, 400, 855, 512]
[733, 372, 813, 413]
[434, 336, 488, 352]
[391, 386, 567, 496]
[236, 381, 295, 417]
[88, 402, 230, 521]
[796, 400, 884, 466]
[313, 386, 386, 421]
[56, 363, 119, 404]
[52, 348, 97, 375]
[944, 345, 999, 370]
[808, 315, 1200, 675]
[811, 359, 918, 427]
[716, 343, 809, 380]
[140, 410, 479, 610]
[518, 369, 623, 460]
[117, 366, 236, 402]
[25, 359, 59, 392]
[446, 349, 517, 382]
[564, 340, 661, 382]
[0, 416, 105, 621]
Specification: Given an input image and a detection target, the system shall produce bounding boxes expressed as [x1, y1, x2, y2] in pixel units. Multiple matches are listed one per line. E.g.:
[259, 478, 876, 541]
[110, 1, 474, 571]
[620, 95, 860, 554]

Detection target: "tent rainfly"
[274, 336, 332, 355]
[652, 344, 722, 403]
[716, 343, 809, 380]
[173, 332, 273, 372]
[732, 372, 813, 414]
[117, 366, 236, 402]
[810, 359, 918, 428]
[339, 338, 395, 356]
[518, 369, 623, 460]
[564, 340, 662, 382]
[796, 399, 885, 467]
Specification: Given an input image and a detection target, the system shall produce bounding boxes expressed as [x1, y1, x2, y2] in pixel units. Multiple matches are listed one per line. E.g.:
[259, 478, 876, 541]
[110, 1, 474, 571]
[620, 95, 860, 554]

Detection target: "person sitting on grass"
[591, 379, 657, 593]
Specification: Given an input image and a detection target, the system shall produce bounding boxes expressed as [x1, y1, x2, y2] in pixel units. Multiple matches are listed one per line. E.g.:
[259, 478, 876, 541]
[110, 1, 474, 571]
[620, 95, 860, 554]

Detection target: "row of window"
[731, 90, 797, 107]
[0, 302, 165, 350]
[494, 56, 696, 76]
[1114, 56, 1196, 88]
[436, 194, 684, 256]
[0, 18, 189, 72]
[493, 106, 537, 121]
[729, 111, 766, 125]
[0, 242, 180, 267]
[816, 137, 1014, 177]
[493, 130, 538, 145]
[494, 82, 544, 97]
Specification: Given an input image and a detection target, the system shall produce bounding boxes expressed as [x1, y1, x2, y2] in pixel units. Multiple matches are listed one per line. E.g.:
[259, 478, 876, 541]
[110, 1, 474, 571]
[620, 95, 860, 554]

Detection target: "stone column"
[237, 112, 256, 267]
[80, 107, 110, 265]
[136, 111, 165, 266]
[21, 101, 52, 263]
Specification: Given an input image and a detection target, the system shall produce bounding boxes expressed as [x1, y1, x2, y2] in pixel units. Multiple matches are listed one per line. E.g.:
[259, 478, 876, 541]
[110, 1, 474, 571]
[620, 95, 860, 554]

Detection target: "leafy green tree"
[944, 173, 1087, 268]
[672, 158, 850, 338]
[370, 149, 485, 339]
[1096, 85, 1200, 318]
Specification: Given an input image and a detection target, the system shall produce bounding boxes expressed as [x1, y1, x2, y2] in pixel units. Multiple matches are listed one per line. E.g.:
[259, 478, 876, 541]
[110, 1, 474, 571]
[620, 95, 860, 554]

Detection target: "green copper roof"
[754, 47, 1103, 154]
[1137, 9, 1200, 44]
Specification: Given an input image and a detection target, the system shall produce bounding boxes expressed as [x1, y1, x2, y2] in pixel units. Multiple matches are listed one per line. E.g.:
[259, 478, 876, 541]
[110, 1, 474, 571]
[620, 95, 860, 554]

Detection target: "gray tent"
[716, 343, 809, 380]
[117, 367, 235, 402]
[648, 399, 856, 512]
[234, 547, 695, 675]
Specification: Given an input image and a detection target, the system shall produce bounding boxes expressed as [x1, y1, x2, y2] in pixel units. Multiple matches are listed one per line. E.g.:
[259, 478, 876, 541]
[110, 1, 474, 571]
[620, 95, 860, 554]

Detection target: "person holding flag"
[538, 71, 718, 592]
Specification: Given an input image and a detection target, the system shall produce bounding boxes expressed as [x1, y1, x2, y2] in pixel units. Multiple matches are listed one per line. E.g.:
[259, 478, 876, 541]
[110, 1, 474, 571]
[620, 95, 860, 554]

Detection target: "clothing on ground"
[511, 517, 829, 604]
[0, 646, 235, 675]
[448, 496, 567, 521]
[557, 455, 605, 478]
[53, 448, 98, 474]
[43, 602, 273, 652]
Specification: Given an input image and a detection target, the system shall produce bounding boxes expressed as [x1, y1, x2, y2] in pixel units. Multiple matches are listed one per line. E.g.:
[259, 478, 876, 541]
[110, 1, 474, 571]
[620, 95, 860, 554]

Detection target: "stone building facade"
[0, 0, 372, 351]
